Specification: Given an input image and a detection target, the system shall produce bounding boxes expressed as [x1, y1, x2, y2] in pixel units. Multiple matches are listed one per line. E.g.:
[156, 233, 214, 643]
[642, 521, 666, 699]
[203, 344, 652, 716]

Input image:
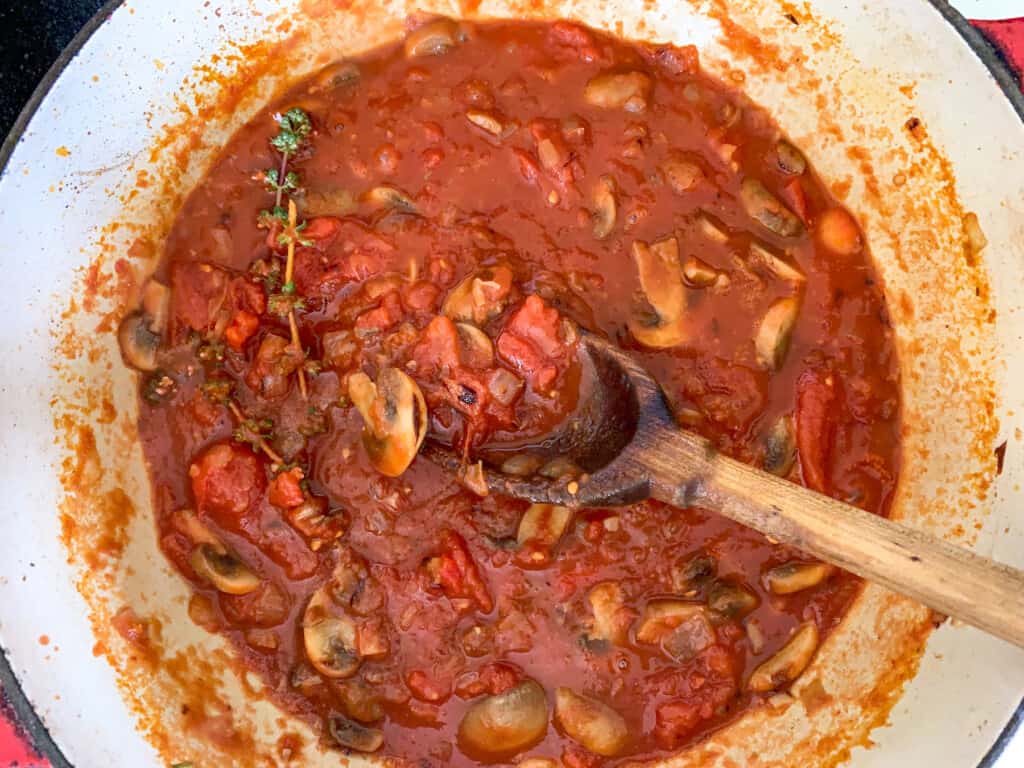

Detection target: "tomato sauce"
[132, 17, 901, 767]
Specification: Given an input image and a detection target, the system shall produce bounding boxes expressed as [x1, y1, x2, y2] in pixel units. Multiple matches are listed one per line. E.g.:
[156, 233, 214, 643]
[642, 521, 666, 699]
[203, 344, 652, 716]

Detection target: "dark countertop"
[0, 0, 108, 138]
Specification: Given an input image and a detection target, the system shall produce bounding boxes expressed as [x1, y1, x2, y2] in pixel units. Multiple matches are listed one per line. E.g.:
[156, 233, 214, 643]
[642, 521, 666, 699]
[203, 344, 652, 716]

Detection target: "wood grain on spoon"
[428, 331, 1024, 649]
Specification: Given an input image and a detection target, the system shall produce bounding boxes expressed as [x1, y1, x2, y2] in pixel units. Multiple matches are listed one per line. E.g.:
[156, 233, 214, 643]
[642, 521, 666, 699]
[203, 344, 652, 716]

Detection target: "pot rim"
[0, 1, 1020, 766]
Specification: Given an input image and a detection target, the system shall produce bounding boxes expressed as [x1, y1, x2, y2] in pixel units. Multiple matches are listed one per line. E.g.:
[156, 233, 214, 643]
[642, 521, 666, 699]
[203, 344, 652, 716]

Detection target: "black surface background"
[0, 0, 108, 138]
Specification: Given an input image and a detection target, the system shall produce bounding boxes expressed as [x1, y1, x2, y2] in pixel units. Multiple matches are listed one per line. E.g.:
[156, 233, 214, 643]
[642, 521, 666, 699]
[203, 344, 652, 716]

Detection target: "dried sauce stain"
[50, 1, 1001, 767]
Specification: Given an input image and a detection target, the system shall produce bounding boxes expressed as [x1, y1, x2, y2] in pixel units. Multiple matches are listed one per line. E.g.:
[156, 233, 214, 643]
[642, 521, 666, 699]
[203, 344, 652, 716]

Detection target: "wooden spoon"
[427, 330, 1024, 649]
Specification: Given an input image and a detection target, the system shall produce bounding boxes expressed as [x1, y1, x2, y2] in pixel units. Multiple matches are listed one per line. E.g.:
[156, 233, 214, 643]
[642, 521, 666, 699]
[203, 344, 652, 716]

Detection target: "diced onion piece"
[662, 156, 703, 194]
[587, 582, 630, 645]
[755, 297, 800, 370]
[459, 460, 490, 497]
[964, 212, 988, 259]
[458, 680, 549, 757]
[311, 60, 360, 92]
[141, 279, 170, 334]
[764, 562, 836, 595]
[749, 242, 805, 283]
[697, 213, 730, 243]
[554, 688, 629, 756]
[517, 503, 572, 547]
[747, 622, 820, 692]
[583, 70, 653, 113]
[488, 368, 525, 406]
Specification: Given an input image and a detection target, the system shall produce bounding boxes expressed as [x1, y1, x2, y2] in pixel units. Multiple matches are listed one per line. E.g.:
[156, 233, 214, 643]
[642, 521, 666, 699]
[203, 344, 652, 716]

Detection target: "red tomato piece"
[189, 442, 266, 529]
[497, 295, 571, 393]
[355, 291, 404, 334]
[411, 315, 461, 375]
[224, 309, 259, 351]
[268, 467, 305, 510]
[406, 670, 452, 703]
[652, 645, 738, 749]
[170, 262, 228, 339]
[795, 369, 839, 494]
[219, 582, 290, 628]
[428, 530, 494, 613]
[562, 744, 603, 768]
[782, 178, 810, 224]
[547, 20, 601, 63]
[229, 276, 267, 315]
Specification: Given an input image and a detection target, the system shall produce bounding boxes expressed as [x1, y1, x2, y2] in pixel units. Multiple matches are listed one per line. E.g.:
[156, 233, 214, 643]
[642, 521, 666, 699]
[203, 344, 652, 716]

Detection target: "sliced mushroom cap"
[174, 510, 260, 595]
[466, 109, 505, 136]
[458, 680, 549, 757]
[697, 213, 730, 243]
[364, 184, 417, 212]
[816, 207, 863, 256]
[404, 18, 463, 58]
[554, 688, 629, 757]
[349, 367, 427, 477]
[755, 296, 800, 370]
[775, 140, 807, 176]
[456, 322, 496, 369]
[763, 416, 797, 476]
[628, 237, 688, 349]
[118, 313, 162, 372]
[311, 60, 360, 92]
[190, 544, 262, 596]
[303, 584, 361, 679]
[583, 70, 653, 112]
[764, 562, 836, 595]
[747, 622, 820, 692]
[740, 179, 802, 237]
[707, 580, 759, 621]
[517, 504, 572, 547]
[141, 279, 170, 334]
[671, 551, 717, 596]
[327, 713, 384, 753]
[748, 242, 805, 283]
[442, 264, 515, 326]
[682, 256, 720, 288]
[591, 175, 617, 240]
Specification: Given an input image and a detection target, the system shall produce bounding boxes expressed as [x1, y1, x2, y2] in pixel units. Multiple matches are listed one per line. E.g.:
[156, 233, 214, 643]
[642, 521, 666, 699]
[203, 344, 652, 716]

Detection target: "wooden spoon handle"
[643, 426, 1024, 648]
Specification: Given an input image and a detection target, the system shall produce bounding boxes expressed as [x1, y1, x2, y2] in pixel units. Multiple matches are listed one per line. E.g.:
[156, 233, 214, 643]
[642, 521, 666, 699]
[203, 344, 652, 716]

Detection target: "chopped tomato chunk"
[224, 309, 259, 351]
[189, 442, 265, 529]
[268, 467, 305, 509]
[426, 530, 494, 613]
[496, 295, 572, 392]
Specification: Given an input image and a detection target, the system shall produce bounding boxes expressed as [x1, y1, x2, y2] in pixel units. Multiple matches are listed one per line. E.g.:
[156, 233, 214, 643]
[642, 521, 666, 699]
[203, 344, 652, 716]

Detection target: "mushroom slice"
[583, 70, 653, 112]
[628, 237, 687, 348]
[740, 179, 803, 237]
[458, 680, 549, 757]
[697, 213, 730, 244]
[456, 322, 495, 369]
[404, 18, 462, 58]
[190, 544, 262, 596]
[349, 367, 427, 477]
[303, 581, 361, 679]
[707, 580, 759, 621]
[327, 713, 384, 753]
[591, 175, 617, 240]
[174, 510, 261, 595]
[764, 562, 836, 595]
[586, 582, 631, 645]
[118, 313, 162, 372]
[747, 622, 820, 692]
[748, 242, 805, 284]
[682, 256, 719, 288]
[775, 140, 807, 176]
[364, 184, 417, 212]
[311, 60, 360, 92]
[554, 688, 629, 757]
[635, 600, 706, 643]
[517, 504, 572, 548]
[763, 416, 797, 476]
[141, 279, 170, 334]
[442, 264, 515, 325]
[671, 551, 717, 596]
[755, 297, 800, 370]
[466, 109, 505, 136]
[501, 454, 545, 477]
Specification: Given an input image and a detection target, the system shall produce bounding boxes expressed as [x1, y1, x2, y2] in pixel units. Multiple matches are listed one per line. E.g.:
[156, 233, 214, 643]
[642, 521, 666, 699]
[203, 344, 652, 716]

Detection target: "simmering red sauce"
[131, 17, 900, 767]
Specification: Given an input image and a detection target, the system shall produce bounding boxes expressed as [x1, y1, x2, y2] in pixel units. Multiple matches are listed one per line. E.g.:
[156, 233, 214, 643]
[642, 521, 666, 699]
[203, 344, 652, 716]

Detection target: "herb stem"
[284, 199, 309, 400]
[227, 400, 285, 466]
[274, 151, 289, 209]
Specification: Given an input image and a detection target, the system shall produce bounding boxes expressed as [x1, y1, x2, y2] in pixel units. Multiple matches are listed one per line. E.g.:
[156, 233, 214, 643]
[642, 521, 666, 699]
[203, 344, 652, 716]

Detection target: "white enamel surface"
[0, 1, 1022, 766]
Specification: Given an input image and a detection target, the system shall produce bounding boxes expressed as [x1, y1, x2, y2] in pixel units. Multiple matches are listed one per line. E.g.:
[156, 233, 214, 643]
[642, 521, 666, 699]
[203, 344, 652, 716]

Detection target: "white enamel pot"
[1, 1, 1022, 766]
